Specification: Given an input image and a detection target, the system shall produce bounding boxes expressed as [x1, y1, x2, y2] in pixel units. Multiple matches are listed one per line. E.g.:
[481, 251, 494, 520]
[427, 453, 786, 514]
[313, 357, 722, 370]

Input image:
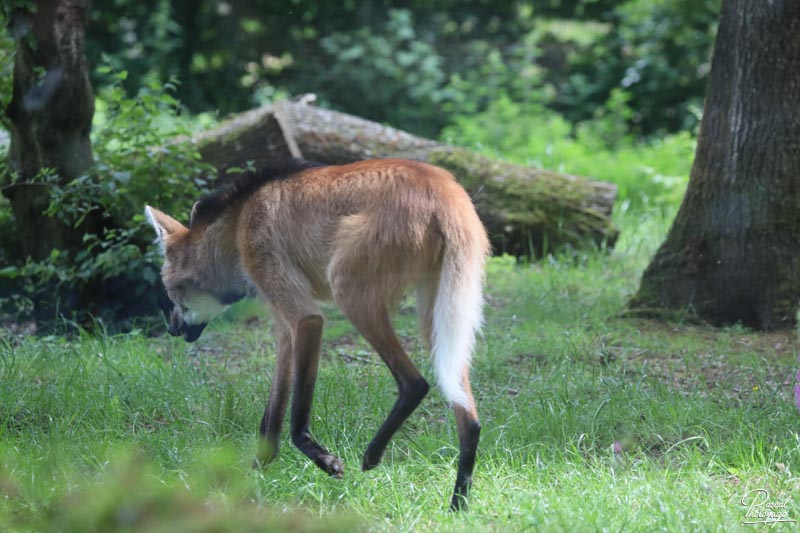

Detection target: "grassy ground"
[1, 207, 799, 532]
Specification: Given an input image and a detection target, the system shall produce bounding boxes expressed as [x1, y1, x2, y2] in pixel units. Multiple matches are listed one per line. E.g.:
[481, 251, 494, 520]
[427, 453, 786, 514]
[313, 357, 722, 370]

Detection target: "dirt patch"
[0, 320, 38, 345]
[619, 320, 797, 399]
[325, 334, 379, 367]
[499, 318, 798, 400]
[506, 352, 550, 367]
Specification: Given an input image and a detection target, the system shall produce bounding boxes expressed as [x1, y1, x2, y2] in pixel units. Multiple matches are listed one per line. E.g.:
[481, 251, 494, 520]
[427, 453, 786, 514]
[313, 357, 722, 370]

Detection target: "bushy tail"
[431, 217, 489, 409]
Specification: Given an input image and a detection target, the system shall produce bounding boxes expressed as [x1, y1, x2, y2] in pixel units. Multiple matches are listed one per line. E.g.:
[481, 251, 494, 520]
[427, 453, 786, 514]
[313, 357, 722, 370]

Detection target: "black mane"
[190, 158, 327, 228]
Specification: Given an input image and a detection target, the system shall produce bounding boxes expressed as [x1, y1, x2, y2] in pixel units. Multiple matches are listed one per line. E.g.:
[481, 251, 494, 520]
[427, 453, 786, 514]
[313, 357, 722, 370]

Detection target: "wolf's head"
[145, 205, 233, 342]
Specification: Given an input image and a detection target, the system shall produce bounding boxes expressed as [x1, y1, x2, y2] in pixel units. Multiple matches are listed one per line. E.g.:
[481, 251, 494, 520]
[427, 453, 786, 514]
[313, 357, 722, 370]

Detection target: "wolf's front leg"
[255, 316, 293, 466]
[289, 314, 344, 478]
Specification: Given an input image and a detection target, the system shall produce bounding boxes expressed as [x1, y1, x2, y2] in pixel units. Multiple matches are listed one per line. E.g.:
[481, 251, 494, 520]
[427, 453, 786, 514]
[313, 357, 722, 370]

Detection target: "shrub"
[0, 69, 214, 327]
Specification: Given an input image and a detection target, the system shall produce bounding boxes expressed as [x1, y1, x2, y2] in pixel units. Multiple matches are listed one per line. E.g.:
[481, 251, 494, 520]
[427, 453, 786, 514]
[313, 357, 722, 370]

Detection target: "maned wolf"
[145, 158, 489, 510]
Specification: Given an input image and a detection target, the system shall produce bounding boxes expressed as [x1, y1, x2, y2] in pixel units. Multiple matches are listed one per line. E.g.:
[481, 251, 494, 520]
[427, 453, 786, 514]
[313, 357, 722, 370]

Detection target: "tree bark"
[3, 0, 95, 260]
[193, 98, 619, 257]
[630, 0, 800, 329]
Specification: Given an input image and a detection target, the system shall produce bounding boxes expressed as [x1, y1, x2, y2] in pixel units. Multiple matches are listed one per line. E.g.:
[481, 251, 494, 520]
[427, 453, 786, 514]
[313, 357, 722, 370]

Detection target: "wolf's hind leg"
[450, 369, 480, 511]
[328, 213, 432, 470]
[333, 289, 429, 471]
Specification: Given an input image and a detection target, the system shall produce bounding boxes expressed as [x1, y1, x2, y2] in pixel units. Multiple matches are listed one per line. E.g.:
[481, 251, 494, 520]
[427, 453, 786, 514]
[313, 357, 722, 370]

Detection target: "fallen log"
[192, 97, 618, 257]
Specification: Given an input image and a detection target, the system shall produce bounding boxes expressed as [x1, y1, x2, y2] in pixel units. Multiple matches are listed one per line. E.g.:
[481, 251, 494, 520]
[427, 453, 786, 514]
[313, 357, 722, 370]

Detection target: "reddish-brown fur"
[146, 158, 489, 510]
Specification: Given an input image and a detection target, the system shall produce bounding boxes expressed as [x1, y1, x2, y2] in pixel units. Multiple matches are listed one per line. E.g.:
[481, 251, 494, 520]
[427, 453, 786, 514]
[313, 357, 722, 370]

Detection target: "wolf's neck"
[196, 208, 252, 298]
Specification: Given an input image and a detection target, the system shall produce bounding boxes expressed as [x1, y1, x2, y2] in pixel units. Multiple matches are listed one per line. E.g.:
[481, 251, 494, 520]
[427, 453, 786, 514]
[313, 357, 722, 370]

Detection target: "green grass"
[1, 208, 799, 532]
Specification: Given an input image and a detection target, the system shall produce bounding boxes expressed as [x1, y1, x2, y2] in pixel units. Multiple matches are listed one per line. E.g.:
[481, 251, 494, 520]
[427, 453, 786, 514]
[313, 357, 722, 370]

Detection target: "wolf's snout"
[167, 306, 207, 342]
[182, 323, 207, 342]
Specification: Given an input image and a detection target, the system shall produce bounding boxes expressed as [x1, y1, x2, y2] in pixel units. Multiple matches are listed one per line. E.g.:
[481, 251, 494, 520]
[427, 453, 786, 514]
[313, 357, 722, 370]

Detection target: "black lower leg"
[289, 315, 344, 478]
[256, 402, 285, 465]
[363, 377, 429, 470]
[257, 375, 291, 464]
[450, 416, 481, 511]
[291, 425, 344, 477]
[255, 323, 293, 466]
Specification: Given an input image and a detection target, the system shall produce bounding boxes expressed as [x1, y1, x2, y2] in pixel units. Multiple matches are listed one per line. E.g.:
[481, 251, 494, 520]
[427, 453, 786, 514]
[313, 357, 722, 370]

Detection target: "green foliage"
[91, 69, 212, 222]
[562, 0, 719, 134]
[442, 27, 547, 119]
[441, 92, 694, 207]
[0, 29, 14, 132]
[0, 1, 36, 130]
[83, 1, 719, 138]
[0, 69, 213, 324]
[316, 9, 448, 137]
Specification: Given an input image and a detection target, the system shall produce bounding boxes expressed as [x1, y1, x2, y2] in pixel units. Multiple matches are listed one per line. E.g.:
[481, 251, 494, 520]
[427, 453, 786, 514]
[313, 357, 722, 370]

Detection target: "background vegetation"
[2, 0, 797, 531]
[87, 0, 718, 138]
[0, 0, 717, 323]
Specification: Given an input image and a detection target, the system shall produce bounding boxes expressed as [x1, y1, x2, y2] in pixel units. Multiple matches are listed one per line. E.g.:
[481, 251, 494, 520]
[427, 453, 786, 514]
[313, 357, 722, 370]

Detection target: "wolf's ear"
[189, 201, 200, 228]
[145, 205, 187, 253]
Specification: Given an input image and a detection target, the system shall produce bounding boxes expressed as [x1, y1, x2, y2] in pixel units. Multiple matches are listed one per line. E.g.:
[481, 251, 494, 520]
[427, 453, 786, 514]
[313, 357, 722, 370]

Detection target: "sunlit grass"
[1, 209, 799, 531]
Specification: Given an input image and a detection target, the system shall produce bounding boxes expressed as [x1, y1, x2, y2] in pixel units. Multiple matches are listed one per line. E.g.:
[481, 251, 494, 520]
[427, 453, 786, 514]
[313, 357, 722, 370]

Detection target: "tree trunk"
[3, 0, 95, 260]
[630, 0, 800, 329]
[193, 98, 619, 257]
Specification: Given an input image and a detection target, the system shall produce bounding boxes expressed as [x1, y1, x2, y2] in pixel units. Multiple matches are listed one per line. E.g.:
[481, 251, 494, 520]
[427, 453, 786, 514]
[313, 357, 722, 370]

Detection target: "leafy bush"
[84, 2, 717, 139]
[0, 69, 213, 326]
[315, 9, 449, 137]
[561, 0, 718, 135]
